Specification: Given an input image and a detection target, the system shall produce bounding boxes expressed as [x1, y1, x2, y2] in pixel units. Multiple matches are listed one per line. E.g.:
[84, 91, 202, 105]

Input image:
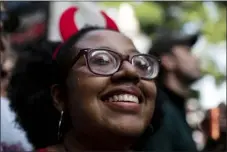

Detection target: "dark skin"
[51, 30, 157, 152]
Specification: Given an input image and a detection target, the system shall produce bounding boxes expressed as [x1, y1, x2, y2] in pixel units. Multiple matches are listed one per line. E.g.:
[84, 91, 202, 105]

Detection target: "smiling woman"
[7, 16, 163, 152]
[8, 25, 162, 152]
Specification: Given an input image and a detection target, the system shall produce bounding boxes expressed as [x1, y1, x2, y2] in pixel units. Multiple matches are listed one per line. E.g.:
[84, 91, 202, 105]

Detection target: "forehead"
[75, 30, 137, 54]
[173, 45, 190, 52]
[172, 45, 191, 56]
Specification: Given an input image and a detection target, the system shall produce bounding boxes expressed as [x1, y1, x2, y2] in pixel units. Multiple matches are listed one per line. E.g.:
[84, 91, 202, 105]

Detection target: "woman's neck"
[62, 130, 136, 152]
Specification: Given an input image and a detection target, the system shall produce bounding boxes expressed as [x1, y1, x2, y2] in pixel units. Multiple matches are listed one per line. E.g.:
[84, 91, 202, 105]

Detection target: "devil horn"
[101, 11, 119, 31]
[59, 7, 79, 41]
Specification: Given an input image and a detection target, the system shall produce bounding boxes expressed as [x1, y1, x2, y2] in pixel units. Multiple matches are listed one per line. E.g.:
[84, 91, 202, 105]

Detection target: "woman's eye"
[135, 59, 150, 70]
[91, 54, 111, 65]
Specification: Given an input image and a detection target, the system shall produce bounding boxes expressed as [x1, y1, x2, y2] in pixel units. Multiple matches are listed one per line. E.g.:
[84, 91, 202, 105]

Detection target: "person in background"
[142, 30, 202, 151]
[0, 3, 33, 151]
[0, 36, 33, 152]
[202, 103, 226, 152]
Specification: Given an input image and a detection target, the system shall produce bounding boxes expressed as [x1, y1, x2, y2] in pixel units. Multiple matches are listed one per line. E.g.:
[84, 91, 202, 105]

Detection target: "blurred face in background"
[0, 32, 14, 74]
[0, 19, 15, 97]
[171, 45, 201, 84]
[0, 35, 11, 97]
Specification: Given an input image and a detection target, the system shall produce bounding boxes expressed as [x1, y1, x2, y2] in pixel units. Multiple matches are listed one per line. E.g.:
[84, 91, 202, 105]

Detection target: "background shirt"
[1, 96, 33, 151]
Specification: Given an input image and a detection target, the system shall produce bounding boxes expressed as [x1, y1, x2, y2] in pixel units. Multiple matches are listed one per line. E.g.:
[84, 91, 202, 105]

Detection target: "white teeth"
[114, 95, 118, 101]
[119, 95, 123, 101]
[107, 94, 139, 103]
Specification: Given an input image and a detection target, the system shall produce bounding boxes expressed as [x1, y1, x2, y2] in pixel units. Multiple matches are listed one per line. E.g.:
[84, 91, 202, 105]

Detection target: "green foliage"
[133, 2, 164, 25]
[99, 2, 122, 8]
[201, 58, 226, 86]
[99, 2, 226, 43]
[180, 2, 226, 43]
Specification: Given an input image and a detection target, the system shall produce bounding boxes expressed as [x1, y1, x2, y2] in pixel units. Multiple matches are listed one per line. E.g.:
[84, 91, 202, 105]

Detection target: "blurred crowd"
[0, 1, 226, 152]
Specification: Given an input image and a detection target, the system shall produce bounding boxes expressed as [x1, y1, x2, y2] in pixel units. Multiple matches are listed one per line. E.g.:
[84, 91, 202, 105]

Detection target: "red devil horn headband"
[59, 6, 119, 41]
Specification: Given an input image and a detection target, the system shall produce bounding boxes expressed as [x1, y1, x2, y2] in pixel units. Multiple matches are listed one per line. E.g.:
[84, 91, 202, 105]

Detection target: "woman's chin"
[108, 122, 148, 138]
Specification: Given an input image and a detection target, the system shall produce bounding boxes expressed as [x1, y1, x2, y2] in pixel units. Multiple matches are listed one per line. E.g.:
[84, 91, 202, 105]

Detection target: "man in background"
[143, 30, 202, 151]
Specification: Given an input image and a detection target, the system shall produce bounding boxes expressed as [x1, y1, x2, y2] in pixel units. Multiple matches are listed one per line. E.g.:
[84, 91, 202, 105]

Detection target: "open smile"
[101, 86, 143, 113]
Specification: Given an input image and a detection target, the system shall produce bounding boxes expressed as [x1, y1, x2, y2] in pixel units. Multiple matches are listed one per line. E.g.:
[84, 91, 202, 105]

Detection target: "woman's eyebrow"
[76, 46, 111, 50]
[99, 47, 140, 54]
[75, 46, 140, 55]
[95, 46, 112, 50]
[130, 49, 140, 54]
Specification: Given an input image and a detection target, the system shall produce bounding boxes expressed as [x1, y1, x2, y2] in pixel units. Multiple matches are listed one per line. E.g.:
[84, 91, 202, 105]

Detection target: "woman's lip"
[101, 86, 143, 103]
[104, 101, 141, 113]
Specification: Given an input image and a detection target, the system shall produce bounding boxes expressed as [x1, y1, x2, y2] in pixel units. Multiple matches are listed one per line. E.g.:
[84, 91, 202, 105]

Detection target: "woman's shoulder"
[37, 145, 64, 152]
[37, 148, 48, 152]
[37, 147, 56, 152]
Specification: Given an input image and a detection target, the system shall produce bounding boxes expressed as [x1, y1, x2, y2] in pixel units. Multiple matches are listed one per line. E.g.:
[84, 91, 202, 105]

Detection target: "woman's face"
[63, 30, 157, 138]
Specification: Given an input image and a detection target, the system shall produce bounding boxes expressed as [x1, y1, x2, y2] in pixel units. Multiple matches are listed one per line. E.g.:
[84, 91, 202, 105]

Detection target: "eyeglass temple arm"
[70, 49, 89, 67]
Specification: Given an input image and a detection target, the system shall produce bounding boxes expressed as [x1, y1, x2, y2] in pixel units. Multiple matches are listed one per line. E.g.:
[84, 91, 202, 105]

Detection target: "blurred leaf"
[201, 58, 226, 86]
[99, 2, 122, 8]
[133, 2, 164, 25]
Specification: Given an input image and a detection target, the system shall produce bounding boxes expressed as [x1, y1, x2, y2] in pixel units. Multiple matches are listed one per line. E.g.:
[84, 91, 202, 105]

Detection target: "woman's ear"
[51, 84, 65, 112]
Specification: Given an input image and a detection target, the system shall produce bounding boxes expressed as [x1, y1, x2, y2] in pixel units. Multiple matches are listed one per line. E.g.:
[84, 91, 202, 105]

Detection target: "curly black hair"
[7, 40, 60, 149]
[7, 26, 163, 150]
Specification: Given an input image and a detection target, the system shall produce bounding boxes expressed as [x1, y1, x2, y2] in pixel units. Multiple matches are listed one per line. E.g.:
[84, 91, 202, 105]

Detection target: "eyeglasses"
[71, 48, 161, 80]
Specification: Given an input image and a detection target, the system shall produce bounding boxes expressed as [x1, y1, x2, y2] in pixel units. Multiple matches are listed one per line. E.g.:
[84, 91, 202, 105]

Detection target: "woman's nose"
[111, 61, 140, 84]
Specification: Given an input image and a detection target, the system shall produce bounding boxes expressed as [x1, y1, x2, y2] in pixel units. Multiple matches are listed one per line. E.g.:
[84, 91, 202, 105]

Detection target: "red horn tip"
[59, 7, 79, 41]
[101, 11, 119, 31]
